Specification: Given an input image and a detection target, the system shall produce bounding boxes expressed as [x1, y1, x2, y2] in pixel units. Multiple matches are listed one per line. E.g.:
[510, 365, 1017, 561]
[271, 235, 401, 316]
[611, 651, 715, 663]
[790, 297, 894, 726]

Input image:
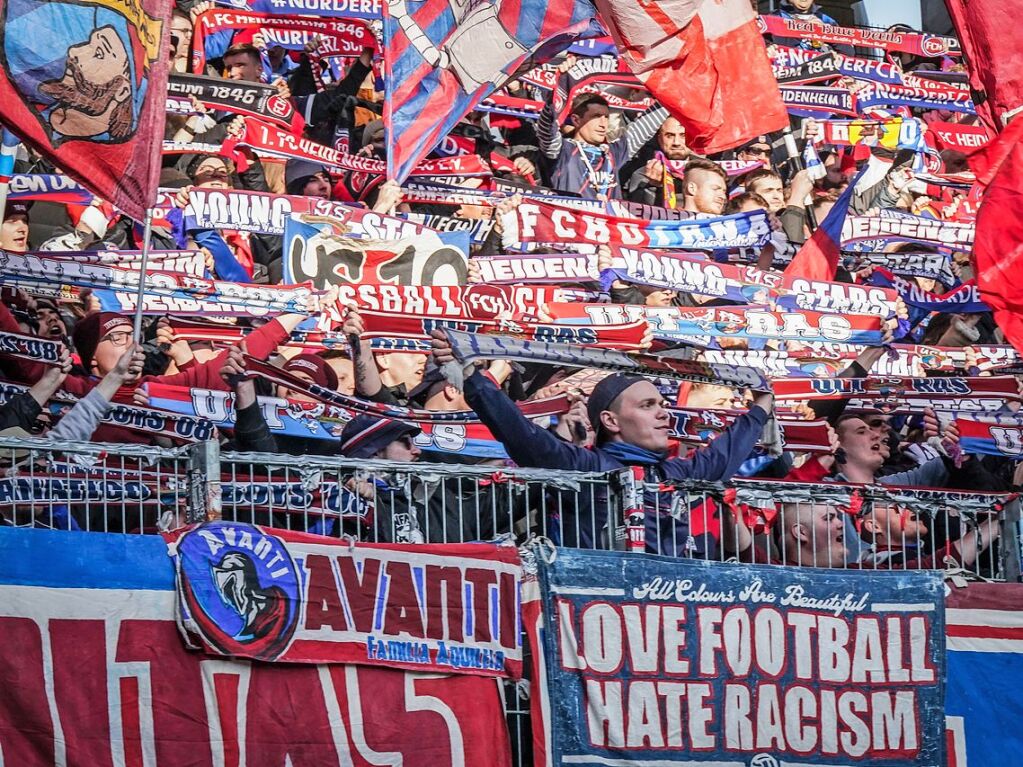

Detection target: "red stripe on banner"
[945, 625, 1023, 640]
[214, 674, 241, 767]
[641, 1, 686, 39]
[496, 0, 523, 34]
[120, 677, 144, 767]
[390, 59, 439, 111]
[413, 80, 475, 168]
[0, 617, 57, 763]
[946, 581, 1023, 611]
[51, 621, 115, 767]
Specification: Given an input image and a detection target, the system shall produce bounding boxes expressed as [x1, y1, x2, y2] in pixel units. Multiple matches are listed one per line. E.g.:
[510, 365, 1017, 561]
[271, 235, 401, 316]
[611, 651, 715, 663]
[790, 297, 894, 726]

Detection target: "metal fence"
[638, 477, 1020, 581]
[0, 436, 193, 533]
[0, 436, 1017, 580]
[218, 448, 630, 548]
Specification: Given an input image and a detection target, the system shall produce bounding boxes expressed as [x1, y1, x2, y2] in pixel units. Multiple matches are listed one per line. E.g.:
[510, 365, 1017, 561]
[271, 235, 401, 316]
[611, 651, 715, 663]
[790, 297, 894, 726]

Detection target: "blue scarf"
[600, 441, 667, 466]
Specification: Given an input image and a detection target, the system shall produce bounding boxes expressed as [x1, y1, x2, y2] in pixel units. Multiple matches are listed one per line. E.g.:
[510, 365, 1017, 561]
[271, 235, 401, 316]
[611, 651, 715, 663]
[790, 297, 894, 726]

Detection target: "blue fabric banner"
[528, 547, 945, 766]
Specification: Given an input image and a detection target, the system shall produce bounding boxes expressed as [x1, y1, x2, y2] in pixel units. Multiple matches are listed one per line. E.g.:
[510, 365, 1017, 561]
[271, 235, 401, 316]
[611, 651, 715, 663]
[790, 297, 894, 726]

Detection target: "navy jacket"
[464, 371, 768, 553]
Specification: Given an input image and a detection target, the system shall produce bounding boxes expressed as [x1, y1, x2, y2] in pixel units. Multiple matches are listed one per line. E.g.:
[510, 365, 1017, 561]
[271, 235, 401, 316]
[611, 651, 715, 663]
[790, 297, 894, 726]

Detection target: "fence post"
[623, 466, 646, 553]
[186, 439, 221, 523]
[1000, 496, 1022, 582]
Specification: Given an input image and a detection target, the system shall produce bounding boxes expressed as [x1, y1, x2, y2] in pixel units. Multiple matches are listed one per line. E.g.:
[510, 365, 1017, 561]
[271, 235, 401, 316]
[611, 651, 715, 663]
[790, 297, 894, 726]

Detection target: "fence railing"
[0, 436, 1017, 580]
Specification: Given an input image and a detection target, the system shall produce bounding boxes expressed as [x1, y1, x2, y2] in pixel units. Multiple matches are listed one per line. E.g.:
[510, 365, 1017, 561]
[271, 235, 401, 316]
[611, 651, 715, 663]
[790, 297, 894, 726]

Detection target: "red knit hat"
[283, 354, 339, 391]
[72, 312, 132, 369]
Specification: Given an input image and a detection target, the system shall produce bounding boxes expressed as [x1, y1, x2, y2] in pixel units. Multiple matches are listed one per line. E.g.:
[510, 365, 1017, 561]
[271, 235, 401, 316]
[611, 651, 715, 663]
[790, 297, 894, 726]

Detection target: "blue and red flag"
[0, 0, 172, 221]
[382, 0, 601, 182]
[946, 582, 1023, 767]
[783, 166, 865, 283]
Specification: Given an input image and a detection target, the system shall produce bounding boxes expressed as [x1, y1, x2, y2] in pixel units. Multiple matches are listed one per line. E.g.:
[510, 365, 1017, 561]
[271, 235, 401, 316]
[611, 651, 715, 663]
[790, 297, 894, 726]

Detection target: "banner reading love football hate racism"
[524, 547, 945, 767]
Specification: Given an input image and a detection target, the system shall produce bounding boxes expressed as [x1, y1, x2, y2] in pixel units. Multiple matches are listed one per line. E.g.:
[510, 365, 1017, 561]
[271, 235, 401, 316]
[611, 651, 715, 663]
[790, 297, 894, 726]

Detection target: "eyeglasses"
[100, 330, 132, 347]
[745, 147, 771, 157]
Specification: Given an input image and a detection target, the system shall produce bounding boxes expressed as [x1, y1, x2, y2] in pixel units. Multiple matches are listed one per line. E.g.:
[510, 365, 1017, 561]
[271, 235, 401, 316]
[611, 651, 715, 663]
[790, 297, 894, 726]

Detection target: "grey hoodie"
[49, 388, 115, 443]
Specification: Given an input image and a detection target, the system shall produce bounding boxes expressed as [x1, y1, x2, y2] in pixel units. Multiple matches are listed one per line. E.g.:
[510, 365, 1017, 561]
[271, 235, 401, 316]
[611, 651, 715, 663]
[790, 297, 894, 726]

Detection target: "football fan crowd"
[0, 0, 1014, 572]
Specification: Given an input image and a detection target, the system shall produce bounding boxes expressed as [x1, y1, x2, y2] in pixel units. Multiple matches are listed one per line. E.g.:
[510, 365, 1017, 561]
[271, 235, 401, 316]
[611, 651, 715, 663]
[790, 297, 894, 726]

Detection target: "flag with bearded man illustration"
[0, 0, 171, 219]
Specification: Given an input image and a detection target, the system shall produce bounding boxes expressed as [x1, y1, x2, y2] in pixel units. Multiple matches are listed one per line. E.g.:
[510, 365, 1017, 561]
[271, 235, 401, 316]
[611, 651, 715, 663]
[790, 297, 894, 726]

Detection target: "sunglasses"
[744, 146, 771, 157]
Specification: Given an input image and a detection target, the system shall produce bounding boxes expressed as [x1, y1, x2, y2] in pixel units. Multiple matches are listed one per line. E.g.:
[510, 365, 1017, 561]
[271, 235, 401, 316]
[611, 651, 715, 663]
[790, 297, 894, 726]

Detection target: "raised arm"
[463, 368, 600, 471]
[221, 343, 277, 453]
[536, 72, 568, 160]
[662, 393, 772, 482]
[621, 106, 669, 160]
[342, 307, 388, 400]
[430, 329, 599, 471]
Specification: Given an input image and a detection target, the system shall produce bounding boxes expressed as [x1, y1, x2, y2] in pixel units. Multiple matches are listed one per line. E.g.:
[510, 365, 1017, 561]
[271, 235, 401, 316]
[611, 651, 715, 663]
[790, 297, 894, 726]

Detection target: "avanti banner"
[0, 527, 512, 765]
[168, 521, 523, 675]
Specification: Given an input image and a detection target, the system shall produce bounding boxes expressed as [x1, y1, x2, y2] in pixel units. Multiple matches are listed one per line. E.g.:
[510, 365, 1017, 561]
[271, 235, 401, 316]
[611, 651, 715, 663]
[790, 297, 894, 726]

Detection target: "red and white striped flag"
[946, 581, 1023, 766]
[593, 0, 789, 154]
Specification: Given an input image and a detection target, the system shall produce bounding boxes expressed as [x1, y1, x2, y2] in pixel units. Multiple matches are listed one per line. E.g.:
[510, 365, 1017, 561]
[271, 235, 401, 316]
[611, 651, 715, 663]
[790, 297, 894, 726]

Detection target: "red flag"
[972, 117, 1023, 351]
[0, 0, 173, 221]
[593, 0, 788, 154]
[945, 0, 1023, 130]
